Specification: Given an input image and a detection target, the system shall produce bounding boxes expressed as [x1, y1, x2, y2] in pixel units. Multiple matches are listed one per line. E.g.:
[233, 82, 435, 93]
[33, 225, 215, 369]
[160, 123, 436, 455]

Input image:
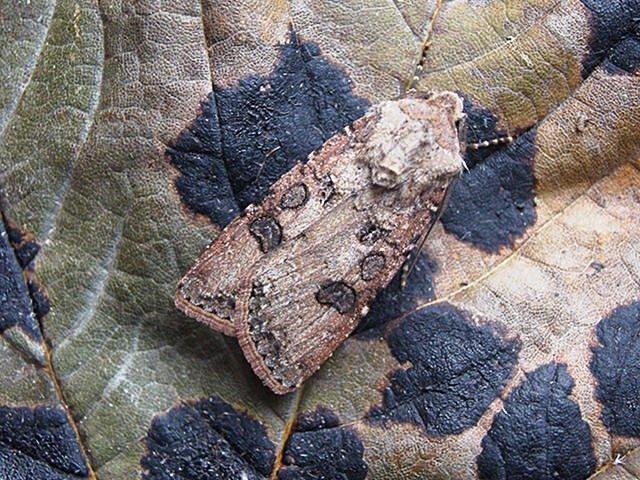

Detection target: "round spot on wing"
[280, 183, 309, 209]
[361, 252, 386, 281]
[250, 216, 283, 253]
[315, 281, 356, 314]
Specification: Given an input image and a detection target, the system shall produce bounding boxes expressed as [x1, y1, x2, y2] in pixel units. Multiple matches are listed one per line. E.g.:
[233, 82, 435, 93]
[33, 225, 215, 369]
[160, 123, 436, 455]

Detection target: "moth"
[176, 92, 465, 394]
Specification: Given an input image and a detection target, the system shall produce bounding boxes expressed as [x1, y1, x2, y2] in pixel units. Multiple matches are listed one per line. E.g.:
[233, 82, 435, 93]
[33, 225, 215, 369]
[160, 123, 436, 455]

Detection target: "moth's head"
[362, 92, 464, 200]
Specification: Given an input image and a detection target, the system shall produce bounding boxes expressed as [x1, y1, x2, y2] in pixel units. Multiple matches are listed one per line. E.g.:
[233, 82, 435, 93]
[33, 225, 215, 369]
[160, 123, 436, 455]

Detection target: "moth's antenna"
[404, 0, 443, 94]
[459, 112, 513, 152]
[400, 181, 456, 288]
[466, 135, 513, 150]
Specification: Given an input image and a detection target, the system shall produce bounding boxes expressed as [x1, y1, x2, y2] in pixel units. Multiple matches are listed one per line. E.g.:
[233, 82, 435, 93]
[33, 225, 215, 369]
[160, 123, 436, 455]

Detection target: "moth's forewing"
[230, 94, 464, 394]
[176, 93, 463, 394]
[174, 115, 371, 336]
[175, 214, 260, 335]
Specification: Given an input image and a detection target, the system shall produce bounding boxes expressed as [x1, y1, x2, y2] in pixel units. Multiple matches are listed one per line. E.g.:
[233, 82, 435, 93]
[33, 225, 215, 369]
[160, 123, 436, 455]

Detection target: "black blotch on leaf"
[0, 405, 89, 479]
[293, 406, 341, 433]
[367, 302, 520, 435]
[356, 251, 437, 334]
[167, 96, 235, 225]
[278, 407, 367, 480]
[168, 30, 369, 227]
[590, 301, 640, 437]
[27, 278, 51, 320]
[0, 217, 42, 339]
[604, 33, 640, 75]
[5, 221, 39, 268]
[477, 363, 597, 480]
[580, 0, 640, 77]
[141, 395, 276, 480]
[441, 130, 537, 253]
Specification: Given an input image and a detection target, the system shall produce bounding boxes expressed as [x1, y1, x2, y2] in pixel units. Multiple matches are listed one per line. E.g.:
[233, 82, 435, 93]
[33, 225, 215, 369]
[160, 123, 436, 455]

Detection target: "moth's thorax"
[361, 92, 464, 201]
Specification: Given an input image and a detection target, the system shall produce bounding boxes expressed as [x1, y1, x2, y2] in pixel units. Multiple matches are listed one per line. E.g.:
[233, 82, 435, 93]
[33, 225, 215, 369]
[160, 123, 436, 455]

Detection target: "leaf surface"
[1, 0, 639, 478]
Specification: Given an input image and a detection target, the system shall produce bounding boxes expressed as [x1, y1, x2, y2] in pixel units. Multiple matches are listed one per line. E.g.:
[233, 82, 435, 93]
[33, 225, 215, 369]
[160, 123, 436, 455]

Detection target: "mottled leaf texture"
[477, 363, 597, 480]
[0, 216, 89, 478]
[1, 0, 640, 478]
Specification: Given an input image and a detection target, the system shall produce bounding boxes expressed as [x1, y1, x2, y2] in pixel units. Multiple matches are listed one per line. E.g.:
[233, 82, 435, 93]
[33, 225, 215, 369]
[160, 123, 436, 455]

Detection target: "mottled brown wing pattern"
[234, 156, 454, 393]
[174, 114, 373, 336]
[176, 93, 464, 393]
